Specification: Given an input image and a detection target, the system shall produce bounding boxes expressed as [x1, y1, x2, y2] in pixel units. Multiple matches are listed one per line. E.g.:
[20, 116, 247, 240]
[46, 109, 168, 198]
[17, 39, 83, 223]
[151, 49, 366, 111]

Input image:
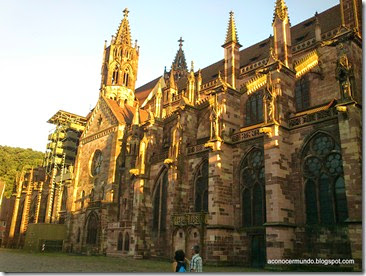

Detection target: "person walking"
[172, 249, 188, 272]
[190, 245, 202, 272]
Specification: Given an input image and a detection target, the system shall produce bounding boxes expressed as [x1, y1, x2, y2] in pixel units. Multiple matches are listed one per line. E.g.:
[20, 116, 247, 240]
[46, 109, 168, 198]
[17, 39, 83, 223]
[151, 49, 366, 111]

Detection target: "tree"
[0, 146, 44, 198]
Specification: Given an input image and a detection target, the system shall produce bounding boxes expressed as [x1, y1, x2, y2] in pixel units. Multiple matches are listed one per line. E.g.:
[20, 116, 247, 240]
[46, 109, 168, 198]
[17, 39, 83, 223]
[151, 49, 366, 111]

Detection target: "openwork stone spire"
[224, 11, 240, 45]
[115, 8, 132, 45]
[273, 0, 289, 22]
[171, 37, 188, 77]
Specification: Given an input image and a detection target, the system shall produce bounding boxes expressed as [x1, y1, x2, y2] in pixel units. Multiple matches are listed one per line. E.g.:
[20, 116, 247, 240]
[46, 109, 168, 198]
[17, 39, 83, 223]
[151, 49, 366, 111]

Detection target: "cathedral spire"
[273, 0, 289, 23]
[115, 8, 132, 45]
[272, 0, 292, 67]
[222, 11, 241, 89]
[171, 37, 188, 78]
[223, 11, 241, 46]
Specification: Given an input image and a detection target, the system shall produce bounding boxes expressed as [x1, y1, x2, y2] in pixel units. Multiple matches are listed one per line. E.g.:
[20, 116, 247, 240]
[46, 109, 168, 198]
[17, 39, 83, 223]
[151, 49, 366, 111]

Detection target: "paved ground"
[0, 248, 263, 273]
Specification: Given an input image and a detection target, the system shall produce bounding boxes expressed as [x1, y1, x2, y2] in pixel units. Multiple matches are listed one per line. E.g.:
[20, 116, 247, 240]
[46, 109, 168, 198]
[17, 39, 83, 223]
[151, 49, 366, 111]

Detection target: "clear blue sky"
[0, 0, 340, 152]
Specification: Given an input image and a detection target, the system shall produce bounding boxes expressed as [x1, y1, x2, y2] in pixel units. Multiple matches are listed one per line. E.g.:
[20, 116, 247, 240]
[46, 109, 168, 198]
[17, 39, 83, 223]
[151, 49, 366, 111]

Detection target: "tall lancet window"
[295, 75, 310, 111]
[194, 160, 209, 213]
[112, 66, 119, 85]
[152, 169, 168, 235]
[123, 69, 130, 87]
[245, 91, 264, 126]
[302, 132, 348, 225]
[86, 212, 98, 245]
[240, 148, 265, 227]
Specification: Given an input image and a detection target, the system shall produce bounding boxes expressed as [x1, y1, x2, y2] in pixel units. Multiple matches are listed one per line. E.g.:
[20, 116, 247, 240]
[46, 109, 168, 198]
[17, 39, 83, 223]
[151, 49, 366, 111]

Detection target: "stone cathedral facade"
[2, 0, 362, 270]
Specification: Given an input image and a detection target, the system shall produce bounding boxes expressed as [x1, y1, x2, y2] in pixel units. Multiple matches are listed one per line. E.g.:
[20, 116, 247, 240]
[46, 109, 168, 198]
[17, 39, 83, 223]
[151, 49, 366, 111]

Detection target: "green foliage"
[0, 145, 44, 198]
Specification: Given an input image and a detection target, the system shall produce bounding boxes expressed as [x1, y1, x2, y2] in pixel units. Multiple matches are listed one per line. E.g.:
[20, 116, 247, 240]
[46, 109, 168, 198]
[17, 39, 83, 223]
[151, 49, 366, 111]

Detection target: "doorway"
[251, 235, 266, 268]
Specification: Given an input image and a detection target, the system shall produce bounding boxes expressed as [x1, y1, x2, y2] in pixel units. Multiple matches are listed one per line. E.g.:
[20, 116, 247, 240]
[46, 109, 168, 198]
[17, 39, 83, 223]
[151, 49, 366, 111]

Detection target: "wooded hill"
[0, 146, 44, 198]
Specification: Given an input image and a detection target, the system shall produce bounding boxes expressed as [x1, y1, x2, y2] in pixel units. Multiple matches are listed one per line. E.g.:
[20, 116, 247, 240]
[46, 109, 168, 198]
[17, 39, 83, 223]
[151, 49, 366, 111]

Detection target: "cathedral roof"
[135, 4, 341, 93]
[135, 76, 162, 104]
[105, 97, 149, 125]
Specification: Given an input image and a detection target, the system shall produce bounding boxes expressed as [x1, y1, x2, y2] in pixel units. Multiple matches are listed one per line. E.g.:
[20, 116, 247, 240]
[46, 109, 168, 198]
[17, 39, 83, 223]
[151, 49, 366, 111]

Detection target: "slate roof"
[105, 97, 150, 124]
[136, 4, 341, 95]
[135, 76, 162, 104]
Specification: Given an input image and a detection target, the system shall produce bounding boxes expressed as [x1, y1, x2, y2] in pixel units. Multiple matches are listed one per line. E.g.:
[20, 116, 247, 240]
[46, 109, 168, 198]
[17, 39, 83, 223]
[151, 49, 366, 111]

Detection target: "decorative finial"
[123, 8, 129, 18]
[178, 37, 184, 48]
[273, 0, 288, 22]
[223, 10, 241, 46]
[191, 60, 194, 72]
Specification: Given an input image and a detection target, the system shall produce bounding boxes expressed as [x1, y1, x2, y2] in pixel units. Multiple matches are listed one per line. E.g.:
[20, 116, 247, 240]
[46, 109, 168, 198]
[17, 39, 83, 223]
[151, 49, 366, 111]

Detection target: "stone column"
[263, 124, 296, 264]
[337, 103, 362, 270]
[205, 141, 235, 263]
[131, 177, 150, 259]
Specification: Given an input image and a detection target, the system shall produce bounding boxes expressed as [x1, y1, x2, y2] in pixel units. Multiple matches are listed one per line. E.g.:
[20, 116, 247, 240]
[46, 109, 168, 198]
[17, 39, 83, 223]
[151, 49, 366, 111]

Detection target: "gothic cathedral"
[1, 0, 362, 270]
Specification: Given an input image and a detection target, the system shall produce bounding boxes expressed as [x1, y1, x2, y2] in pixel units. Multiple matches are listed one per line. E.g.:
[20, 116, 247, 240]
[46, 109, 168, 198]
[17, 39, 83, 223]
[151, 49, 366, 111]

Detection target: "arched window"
[61, 187, 67, 211]
[112, 67, 119, 85]
[91, 150, 103, 176]
[124, 232, 130, 251]
[240, 149, 265, 227]
[152, 170, 168, 234]
[117, 232, 123, 251]
[123, 70, 129, 87]
[194, 160, 209, 212]
[86, 212, 98, 245]
[302, 132, 348, 224]
[245, 91, 263, 126]
[295, 76, 310, 111]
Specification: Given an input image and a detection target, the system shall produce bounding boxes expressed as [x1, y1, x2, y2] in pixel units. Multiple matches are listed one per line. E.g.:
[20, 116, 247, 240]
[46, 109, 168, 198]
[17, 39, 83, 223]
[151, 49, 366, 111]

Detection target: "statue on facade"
[209, 92, 223, 141]
[169, 114, 183, 161]
[263, 71, 280, 125]
[336, 49, 354, 101]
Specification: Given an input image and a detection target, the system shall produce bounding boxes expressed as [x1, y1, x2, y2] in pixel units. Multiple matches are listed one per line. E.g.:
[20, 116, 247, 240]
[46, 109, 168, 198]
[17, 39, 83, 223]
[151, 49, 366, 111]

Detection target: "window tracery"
[302, 132, 348, 224]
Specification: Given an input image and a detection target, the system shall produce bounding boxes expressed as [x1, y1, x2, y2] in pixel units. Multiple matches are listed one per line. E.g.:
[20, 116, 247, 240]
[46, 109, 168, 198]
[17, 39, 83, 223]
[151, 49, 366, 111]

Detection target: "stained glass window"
[335, 177, 348, 223]
[91, 150, 103, 176]
[194, 160, 209, 212]
[245, 91, 264, 126]
[302, 133, 348, 224]
[152, 170, 168, 234]
[253, 184, 263, 226]
[86, 213, 98, 245]
[295, 76, 310, 111]
[305, 180, 318, 224]
[240, 149, 265, 227]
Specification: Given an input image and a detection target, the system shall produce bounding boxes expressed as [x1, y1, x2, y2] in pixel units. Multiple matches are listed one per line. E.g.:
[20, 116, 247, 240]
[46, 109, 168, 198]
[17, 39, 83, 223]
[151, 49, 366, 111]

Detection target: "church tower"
[101, 8, 139, 106]
[272, 0, 292, 67]
[222, 11, 241, 89]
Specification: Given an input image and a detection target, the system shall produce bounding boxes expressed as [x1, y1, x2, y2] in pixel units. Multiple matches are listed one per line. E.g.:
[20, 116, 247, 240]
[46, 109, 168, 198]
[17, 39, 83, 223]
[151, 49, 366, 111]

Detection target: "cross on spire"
[178, 37, 184, 48]
[123, 8, 129, 18]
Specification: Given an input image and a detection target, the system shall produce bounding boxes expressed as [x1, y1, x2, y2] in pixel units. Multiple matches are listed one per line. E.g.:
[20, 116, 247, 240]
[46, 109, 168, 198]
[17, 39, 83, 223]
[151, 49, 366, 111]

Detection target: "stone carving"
[263, 72, 280, 125]
[209, 92, 224, 141]
[336, 48, 354, 101]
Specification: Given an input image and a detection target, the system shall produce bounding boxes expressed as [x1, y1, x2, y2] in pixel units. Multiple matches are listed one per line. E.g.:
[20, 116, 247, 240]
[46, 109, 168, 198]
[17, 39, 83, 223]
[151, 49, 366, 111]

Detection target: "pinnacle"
[224, 11, 240, 46]
[115, 8, 132, 45]
[273, 0, 289, 22]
